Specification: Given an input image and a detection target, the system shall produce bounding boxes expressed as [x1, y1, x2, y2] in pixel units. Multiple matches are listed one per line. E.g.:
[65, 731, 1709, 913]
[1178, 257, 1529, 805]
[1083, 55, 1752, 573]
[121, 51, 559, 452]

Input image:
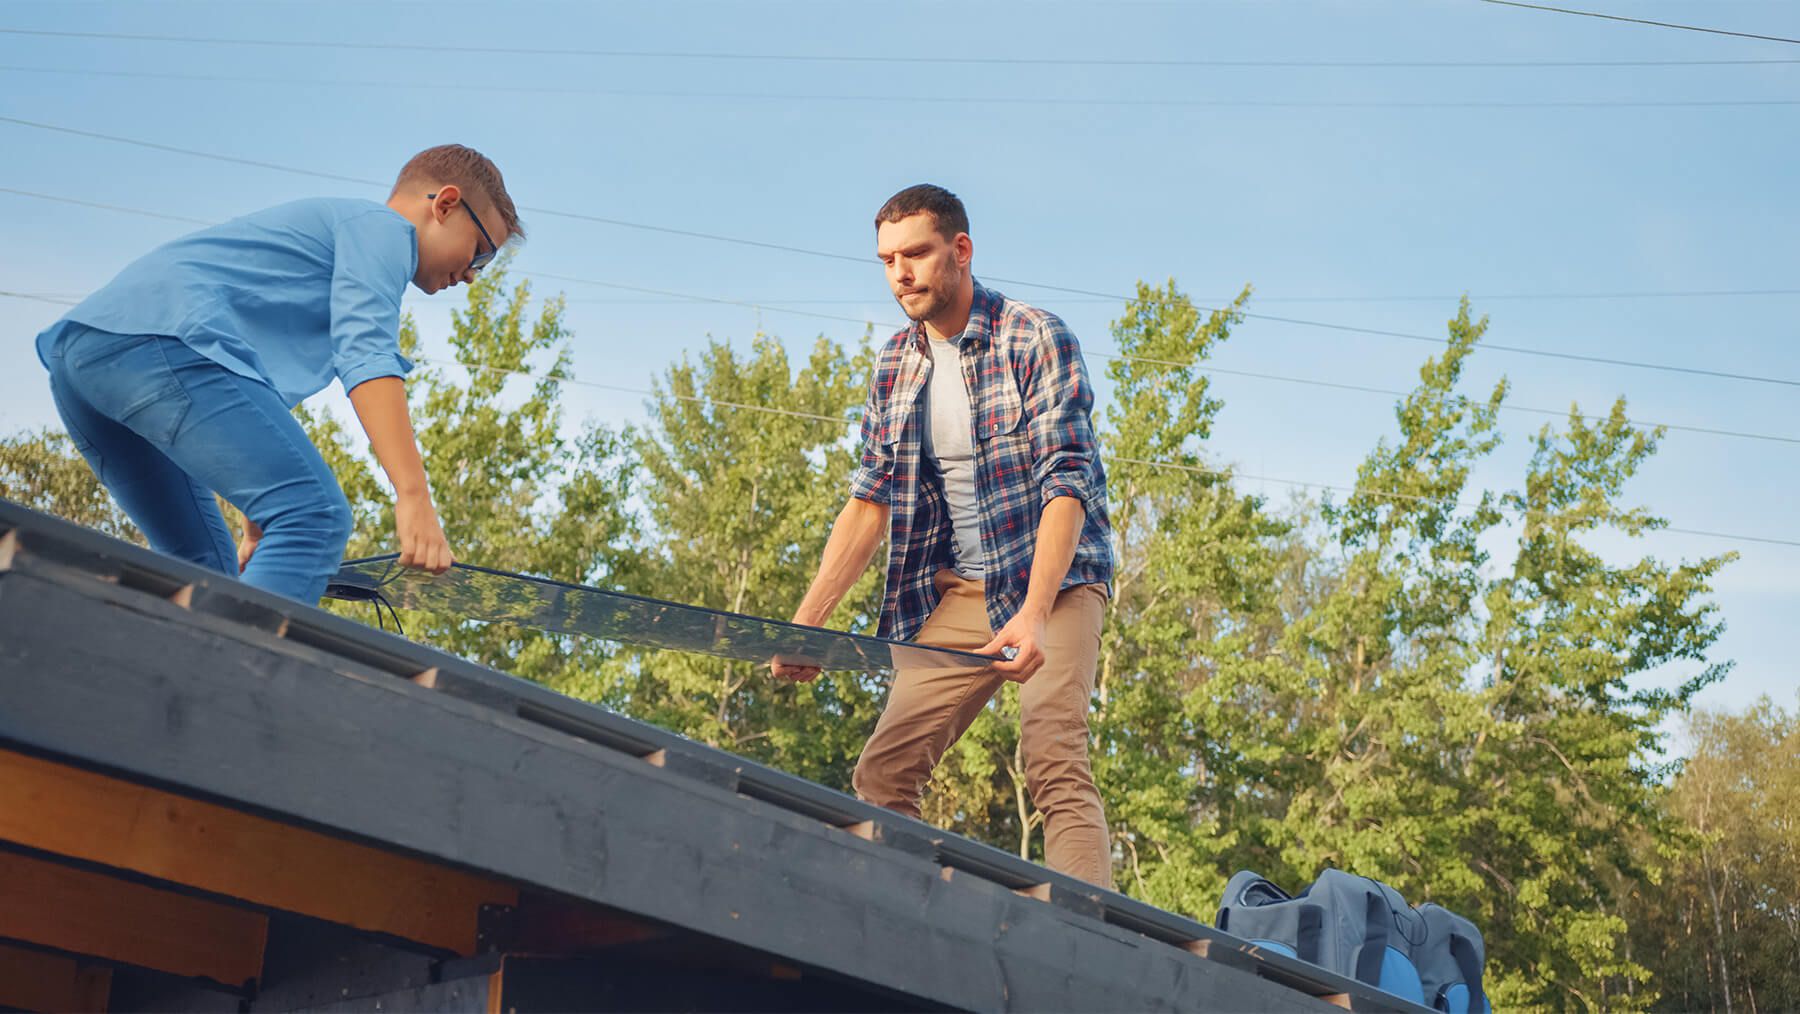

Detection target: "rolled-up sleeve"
[848, 362, 893, 505]
[1024, 316, 1102, 510]
[330, 211, 416, 392]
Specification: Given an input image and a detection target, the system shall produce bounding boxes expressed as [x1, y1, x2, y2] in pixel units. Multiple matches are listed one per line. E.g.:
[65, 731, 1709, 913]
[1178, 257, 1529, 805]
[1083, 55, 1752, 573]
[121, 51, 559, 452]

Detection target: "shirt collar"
[909, 278, 999, 352]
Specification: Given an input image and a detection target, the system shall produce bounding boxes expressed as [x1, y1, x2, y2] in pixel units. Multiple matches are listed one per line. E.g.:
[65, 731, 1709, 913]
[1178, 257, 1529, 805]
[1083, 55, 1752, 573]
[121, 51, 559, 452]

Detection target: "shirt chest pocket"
[975, 376, 1025, 443]
[879, 398, 915, 450]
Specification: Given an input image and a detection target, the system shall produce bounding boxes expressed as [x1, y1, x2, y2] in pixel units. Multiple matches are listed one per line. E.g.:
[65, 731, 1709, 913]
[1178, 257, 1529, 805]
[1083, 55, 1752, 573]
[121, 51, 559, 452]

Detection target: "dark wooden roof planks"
[0, 497, 1431, 1013]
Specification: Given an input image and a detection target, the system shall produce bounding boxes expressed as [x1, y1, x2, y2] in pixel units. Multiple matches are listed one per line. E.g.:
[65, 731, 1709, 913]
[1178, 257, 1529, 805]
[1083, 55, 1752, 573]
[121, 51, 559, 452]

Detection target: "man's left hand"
[979, 608, 1049, 683]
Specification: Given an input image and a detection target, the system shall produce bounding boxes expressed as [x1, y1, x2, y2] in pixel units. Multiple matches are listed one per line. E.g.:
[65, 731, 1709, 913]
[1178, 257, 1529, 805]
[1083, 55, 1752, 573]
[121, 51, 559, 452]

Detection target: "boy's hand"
[236, 518, 264, 573]
[346, 377, 450, 573]
[395, 494, 454, 574]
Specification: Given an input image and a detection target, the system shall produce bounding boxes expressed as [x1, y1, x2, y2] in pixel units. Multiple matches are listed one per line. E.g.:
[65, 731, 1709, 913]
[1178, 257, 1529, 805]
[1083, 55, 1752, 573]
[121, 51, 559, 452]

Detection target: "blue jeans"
[44, 324, 352, 604]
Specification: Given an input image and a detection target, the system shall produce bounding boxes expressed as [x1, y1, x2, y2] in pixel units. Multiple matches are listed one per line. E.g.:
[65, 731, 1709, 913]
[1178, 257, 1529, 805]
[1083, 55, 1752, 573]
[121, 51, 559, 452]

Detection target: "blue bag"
[1416, 903, 1489, 1014]
[1216, 869, 1428, 1005]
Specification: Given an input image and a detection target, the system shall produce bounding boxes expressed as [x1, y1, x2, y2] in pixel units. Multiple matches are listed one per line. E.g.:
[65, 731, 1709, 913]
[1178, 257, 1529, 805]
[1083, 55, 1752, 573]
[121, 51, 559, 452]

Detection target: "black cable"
[0, 289, 77, 306]
[380, 593, 407, 638]
[3, 113, 1795, 391]
[1476, 1, 1800, 45]
[5, 187, 1798, 447]
[5, 64, 1797, 110]
[7, 25, 1800, 65]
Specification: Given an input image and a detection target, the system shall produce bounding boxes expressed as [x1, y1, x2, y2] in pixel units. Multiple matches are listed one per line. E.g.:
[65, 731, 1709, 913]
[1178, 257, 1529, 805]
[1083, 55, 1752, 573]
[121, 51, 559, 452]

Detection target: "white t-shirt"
[924, 335, 985, 579]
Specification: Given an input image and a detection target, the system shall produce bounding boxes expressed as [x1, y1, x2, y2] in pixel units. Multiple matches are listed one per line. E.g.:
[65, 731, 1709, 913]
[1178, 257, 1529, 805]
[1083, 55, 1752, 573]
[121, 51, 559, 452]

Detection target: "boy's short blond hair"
[392, 144, 524, 240]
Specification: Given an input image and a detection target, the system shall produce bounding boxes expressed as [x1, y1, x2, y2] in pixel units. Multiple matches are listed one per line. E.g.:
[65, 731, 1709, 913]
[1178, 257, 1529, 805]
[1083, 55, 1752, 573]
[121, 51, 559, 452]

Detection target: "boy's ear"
[428, 185, 464, 222]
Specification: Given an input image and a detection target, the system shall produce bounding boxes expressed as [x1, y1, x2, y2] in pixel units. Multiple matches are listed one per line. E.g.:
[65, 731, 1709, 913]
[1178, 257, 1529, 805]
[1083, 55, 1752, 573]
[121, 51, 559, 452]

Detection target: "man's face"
[414, 186, 508, 294]
[876, 213, 969, 323]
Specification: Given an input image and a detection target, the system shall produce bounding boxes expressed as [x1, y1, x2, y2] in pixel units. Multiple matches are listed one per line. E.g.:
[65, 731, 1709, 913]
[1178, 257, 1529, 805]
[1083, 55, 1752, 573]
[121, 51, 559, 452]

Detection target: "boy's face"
[414, 185, 508, 294]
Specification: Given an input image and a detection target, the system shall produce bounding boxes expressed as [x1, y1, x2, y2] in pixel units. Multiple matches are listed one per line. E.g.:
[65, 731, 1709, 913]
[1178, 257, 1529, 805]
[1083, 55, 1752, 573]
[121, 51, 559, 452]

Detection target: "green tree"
[0, 428, 140, 541]
[620, 332, 887, 786]
[1089, 279, 1295, 901]
[1628, 697, 1800, 1012]
[1469, 401, 1733, 1009]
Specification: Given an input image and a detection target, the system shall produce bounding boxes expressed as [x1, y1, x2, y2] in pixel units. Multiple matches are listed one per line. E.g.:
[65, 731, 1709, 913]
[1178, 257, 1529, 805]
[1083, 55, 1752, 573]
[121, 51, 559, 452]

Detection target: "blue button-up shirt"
[851, 280, 1114, 641]
[37, 197, 417, 407]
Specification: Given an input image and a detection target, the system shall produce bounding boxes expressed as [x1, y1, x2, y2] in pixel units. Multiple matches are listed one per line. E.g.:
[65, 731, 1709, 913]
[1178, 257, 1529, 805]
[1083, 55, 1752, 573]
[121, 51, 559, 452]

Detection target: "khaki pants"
[853, 570, 1113, 888]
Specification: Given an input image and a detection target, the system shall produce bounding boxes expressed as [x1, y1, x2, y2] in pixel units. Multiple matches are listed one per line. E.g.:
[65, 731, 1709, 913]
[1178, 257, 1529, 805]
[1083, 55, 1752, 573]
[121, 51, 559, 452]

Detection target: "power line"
[975, 275, 1800, 390]
[0, 186, 214, 226]
[1476, 1, 1800, 45]
[522, 269, 1800, 447]
[429, 357, 858, 427]
[4, 187, 1795, 448]
[424, 355, 1800, 550]
[7, 26, 1800, 66]
[1210, 310, 1800, 389]
[7, 116, 1792, 394]
[5, 64, 1797, 110]
[1185, 288, 1800, 304]
[464, 289, 1800, 306]
[536, 266, 1796, 399]
[0, 290, 77, 306]
[6, 114, 1795, 390]
[0, 116, 379, 188]
[5, 285, 1789, 540]
[1, 301, 1782, 547]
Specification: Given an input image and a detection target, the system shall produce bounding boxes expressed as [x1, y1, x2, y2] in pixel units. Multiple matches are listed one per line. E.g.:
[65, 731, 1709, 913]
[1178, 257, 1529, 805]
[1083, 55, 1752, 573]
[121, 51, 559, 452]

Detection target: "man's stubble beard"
[899, 279, 956, 324]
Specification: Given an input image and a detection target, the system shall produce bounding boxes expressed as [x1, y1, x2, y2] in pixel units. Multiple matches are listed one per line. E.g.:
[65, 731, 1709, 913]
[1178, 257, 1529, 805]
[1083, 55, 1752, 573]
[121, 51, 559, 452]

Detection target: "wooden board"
[0, 850, 266, 987]
[0, 749, 516, 955]
[0, 942, 111, 1013]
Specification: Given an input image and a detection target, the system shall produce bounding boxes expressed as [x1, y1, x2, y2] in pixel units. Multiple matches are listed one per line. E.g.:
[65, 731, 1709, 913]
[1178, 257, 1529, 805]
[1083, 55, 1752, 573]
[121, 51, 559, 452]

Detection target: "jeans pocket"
[102, 338, 194, 448]
[62, 324, 137, 372]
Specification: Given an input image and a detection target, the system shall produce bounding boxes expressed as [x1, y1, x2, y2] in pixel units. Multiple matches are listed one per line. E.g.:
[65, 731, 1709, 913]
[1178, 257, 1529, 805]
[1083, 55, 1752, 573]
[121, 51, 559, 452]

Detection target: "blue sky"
[2, 1, 1794, 721]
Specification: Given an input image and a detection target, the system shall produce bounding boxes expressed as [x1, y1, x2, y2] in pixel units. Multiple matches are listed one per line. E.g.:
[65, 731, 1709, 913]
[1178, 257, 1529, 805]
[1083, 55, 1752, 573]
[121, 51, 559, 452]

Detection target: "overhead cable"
[7, 26, 1800, 65]
[1, 120, 1788, 390]
[1476, 0, 1800, 45]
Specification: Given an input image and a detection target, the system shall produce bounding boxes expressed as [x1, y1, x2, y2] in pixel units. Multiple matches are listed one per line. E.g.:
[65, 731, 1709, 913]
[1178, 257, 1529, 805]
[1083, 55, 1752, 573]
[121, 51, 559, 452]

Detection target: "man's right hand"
[768, 497, 889, 685]
[395, 493, 454, 574]
[772, 610, 824, 682]
[770, 658, 823, 683]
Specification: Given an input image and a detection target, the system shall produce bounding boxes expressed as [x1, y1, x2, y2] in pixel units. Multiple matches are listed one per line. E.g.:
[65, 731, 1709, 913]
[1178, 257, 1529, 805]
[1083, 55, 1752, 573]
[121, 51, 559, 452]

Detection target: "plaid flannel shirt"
[850, 280, 1113, 641]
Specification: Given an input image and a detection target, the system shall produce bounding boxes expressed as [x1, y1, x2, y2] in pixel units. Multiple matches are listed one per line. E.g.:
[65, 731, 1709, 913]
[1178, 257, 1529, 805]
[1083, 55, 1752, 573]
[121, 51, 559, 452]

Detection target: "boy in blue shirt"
[35, 144, 522, 604]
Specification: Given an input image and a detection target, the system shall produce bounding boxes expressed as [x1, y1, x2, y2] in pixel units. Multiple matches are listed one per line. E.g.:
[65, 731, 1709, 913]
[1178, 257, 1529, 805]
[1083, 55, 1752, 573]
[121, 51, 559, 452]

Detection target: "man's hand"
[979, 607, 1049, 682]
[769, 497, 889, 686]
[396, 492, 454, 574]
[237, 518, 263, 573]
[772, 607, 826, 683]
[770, 656, 823, 683]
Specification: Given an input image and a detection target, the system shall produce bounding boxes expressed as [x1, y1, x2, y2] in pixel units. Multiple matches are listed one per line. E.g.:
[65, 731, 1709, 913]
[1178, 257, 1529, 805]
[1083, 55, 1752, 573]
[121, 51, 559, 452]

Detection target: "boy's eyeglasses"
[427, 192, 499, 272]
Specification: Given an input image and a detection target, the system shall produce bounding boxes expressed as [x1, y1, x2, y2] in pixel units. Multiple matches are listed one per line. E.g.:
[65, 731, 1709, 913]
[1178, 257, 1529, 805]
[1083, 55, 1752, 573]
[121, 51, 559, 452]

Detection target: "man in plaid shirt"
[774, 185, 1115, 887]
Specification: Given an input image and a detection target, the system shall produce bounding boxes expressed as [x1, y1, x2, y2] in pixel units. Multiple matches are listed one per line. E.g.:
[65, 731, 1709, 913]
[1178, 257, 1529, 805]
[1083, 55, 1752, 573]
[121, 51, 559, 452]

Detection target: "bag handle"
[1450, 932, 1485, 1005]
[1354, 892, 1390, 984]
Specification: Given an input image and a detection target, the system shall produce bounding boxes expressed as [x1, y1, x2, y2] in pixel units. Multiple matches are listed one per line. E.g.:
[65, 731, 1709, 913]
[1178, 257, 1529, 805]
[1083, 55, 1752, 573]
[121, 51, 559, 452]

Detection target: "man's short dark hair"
[874, 184, 969, 239]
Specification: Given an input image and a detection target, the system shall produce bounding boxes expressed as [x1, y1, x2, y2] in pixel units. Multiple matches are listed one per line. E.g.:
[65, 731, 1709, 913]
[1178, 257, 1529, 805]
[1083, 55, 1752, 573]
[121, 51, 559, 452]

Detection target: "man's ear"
[954, 232, 974, 269]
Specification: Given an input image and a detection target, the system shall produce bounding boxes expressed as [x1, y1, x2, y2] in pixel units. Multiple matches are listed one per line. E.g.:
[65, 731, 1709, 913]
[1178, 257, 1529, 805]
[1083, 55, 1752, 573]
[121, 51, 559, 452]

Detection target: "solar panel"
[326, 556, 1004, 674]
